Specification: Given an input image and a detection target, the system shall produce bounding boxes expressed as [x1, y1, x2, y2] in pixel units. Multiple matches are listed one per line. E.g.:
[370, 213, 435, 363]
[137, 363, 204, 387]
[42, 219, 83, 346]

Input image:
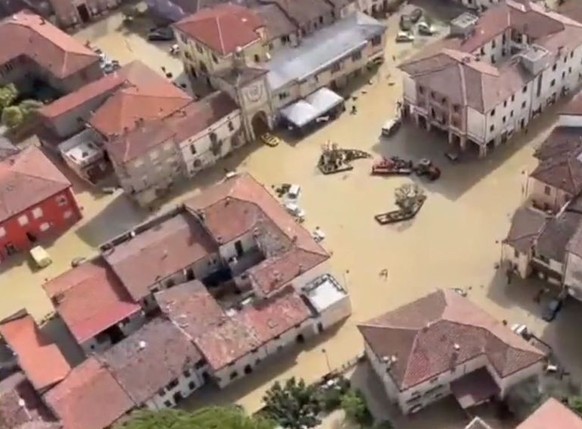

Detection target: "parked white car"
[418, 21, 435, 35]
[396, 31, 415, 43]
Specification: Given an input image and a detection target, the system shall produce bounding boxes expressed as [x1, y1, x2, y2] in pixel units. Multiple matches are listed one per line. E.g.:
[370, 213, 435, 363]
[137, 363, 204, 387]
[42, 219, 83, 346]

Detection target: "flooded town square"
[2, 2, 582, 428]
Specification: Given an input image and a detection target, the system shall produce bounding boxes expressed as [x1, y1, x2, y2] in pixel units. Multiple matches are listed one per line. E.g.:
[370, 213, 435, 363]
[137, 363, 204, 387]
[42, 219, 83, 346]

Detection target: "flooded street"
[1, 2, 580, 420]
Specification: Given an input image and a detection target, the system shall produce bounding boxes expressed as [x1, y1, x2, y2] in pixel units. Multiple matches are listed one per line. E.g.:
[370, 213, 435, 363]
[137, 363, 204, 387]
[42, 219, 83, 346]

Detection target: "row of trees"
[262, 377, 390, 429]
[116, 377, 392, 429]
[0, 84, 43, 129]
[117, 406, 275, 429]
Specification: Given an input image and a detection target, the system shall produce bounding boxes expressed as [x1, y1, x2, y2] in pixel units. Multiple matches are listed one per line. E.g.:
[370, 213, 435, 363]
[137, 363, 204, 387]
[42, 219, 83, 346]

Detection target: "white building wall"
[367, 338, 543, 414]
[282, 261, 331, 295]
[364, 340, 400, 400]
[144, 368, 204, 410]
[80, 311, 146, 354]
[213, 345, 269, 388]
[219, 233, 256, 262]
[178, 110, 244, 176]
[402, 75, 417, 106]
[564, 252, 582, 301]
[466, 107, 486, 142]
[503, 244, 532, 279]
[315, 294, 352, 330]
[558, 114, 582, 127]
[528, 177, 571, 212]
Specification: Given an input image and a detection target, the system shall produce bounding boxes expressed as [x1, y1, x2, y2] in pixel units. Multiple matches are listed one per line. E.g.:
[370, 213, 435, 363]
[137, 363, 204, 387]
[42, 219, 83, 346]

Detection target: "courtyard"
[1, 2, 582, 427]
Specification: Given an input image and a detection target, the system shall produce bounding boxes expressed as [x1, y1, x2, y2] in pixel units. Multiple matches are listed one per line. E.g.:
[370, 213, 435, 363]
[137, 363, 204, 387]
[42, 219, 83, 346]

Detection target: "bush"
[320, 388, 343, 412]
[1, 106, 23, 128]
[341, 389, 373, 427]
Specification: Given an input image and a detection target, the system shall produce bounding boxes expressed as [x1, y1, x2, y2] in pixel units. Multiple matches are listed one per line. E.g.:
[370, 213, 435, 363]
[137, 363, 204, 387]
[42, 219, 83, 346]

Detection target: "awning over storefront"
[280, 88, 344, 128]
[450, 368, 500, 409]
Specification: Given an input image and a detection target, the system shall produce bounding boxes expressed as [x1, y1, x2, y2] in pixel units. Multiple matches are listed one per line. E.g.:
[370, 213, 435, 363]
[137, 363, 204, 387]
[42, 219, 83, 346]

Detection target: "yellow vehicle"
[260, 132, 281, 147]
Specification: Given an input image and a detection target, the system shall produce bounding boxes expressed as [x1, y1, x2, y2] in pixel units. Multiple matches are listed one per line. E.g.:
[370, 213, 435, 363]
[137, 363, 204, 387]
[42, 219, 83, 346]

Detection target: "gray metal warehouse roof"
[266, 12, 386, 91]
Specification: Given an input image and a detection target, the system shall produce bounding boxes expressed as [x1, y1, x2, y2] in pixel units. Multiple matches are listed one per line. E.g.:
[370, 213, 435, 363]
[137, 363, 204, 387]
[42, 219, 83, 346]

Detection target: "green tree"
[341, 390, 372, 427]
[263, 377, 321, 429]
[569, 396, 582, 415]
[117, 406, 275, 429]
[0, 84, 18, 110]
[1, 105, 23, 128]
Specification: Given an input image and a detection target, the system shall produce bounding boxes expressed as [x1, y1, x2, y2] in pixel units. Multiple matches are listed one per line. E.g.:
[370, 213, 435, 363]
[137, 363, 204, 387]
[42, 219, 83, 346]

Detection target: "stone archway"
[251, 111, 269, 139]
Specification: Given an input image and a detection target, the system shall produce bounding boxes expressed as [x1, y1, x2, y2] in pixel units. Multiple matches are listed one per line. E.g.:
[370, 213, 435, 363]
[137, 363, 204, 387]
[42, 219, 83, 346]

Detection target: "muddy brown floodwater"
[0, 4, 572, 421]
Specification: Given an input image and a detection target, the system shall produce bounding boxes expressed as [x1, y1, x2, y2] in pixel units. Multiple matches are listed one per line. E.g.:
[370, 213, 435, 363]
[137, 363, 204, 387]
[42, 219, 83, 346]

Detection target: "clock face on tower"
[245, 82, 263, 103]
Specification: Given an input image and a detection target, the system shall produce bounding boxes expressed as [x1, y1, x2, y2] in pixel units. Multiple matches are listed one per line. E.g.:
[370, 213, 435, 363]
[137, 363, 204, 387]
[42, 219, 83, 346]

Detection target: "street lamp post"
[322, 348, 331, 373]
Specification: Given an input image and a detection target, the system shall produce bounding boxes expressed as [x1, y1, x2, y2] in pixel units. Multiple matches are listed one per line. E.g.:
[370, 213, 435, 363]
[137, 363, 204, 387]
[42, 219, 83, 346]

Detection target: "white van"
[381, 117, 402, 137]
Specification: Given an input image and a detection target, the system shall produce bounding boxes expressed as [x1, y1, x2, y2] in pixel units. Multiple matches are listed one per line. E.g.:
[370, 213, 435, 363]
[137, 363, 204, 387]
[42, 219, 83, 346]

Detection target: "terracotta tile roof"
[255, 4, 296, 41]
[174, 4, 264, 56]
[98, 318, 202, 405]
[531, 147, 582, 195]
[504, 206, 548, 253]
[0, 312, 70, 392]
[184, 173, 329, 296]
[536, 205, 582, 263]
[0, 372, 58, 429]
[88, 61, 191, 138]
[517, 398, 582, 429]
[358, 290, 546, 391]
[157, 282, 311, 371]
[105, 91, 238, 164]
[400, 0, 582, 113]
[534, 126, 582, 161]
[560, 1, 582, 25]
[42, 257, 141, 345]
[155, 280, 226, 339]
[0, 11, 99, 79]
[38, 74, 125, 120]
[0, 146, 71, 223]
[103, 212, 217, 302]
[235, 287, 311, 345]
[259, 0, 332, 29]
[561, 91, 582, 116]
[194, 318, 259, 371]
[43, 357, 134, 429]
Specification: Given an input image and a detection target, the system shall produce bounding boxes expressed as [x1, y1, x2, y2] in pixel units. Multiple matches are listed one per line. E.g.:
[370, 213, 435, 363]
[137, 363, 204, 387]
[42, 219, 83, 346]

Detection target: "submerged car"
[418, 21, 436, 35]
[542, 298, 563, 322]
[396, 31, 415, 43]
[410, 8, 423, 23]
[260, 132, 281, 147]
[147, 27, 174, 41]
[400, 14, 412, 31]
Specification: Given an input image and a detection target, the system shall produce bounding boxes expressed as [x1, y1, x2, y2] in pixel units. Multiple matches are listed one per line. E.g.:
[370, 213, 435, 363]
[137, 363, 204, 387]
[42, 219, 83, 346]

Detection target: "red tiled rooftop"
[358, 289, 546, 390]
[400, 0, 582, 113]
[517, 398, 582, 429]
[0, 146, 71, 223]
[235, 287, 311, 345]
[43, 357, 134, 429]
[155, 280, 226, 339]
[103, 212, 217, 302]
[42, 257, 141, 345]
[106, 91, 238, 164]
[89, 61, 191, 138]
[0, 312, 70, 391]
[0, 372, 58, 428]
[174, 4, 264, 56]
[184, 173, 329, 296]
[194, 318, 259, 371]
[0, 11, 99, 79]
[38, 74, 125, 119]
[99, 318, 202, 405]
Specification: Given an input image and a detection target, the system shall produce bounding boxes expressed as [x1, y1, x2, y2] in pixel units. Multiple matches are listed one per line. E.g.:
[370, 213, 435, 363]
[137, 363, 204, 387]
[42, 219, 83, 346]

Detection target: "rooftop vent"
[138, 341, 147, 350]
